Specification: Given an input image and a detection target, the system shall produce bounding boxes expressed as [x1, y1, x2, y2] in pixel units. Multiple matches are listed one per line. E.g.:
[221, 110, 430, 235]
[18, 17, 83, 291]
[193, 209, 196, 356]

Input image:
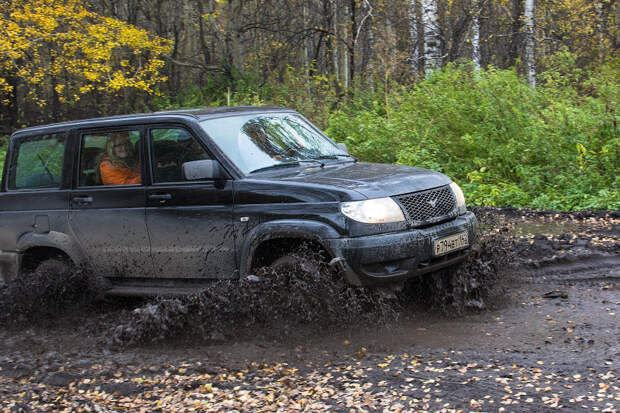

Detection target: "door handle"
[72, 196, 93, 205]
[149, 193, 172, 203]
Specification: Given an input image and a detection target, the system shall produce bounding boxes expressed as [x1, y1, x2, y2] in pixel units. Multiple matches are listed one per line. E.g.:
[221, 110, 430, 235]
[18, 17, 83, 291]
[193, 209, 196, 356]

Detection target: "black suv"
[0, 107, 477, 295]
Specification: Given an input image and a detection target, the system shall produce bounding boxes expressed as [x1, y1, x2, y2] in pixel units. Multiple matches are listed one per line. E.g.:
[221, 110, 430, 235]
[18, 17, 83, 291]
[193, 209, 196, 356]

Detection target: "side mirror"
[182, 159, 225, 180]
[336, 142, 349, 153]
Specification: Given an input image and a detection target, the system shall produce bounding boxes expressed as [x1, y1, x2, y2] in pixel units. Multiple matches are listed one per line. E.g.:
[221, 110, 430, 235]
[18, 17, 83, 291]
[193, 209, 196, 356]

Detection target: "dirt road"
[0, 208, 618, 412]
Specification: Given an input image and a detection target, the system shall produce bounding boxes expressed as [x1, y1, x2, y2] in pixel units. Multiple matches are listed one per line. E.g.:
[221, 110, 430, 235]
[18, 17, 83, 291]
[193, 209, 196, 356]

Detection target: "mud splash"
[0, 259, 102, 324]
[109, 228, 514, 346]
[109, 253, 401, 347]
[400, 229, 514, 313]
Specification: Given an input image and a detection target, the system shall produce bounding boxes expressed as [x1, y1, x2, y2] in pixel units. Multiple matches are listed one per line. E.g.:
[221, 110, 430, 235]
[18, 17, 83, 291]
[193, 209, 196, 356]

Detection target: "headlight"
[341, 197, 405, 224]
[450, 182, 466, 212]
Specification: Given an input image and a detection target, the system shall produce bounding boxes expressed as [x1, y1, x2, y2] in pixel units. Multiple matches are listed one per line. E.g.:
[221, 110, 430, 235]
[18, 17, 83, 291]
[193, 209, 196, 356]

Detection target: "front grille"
[394, 185, 457, 226]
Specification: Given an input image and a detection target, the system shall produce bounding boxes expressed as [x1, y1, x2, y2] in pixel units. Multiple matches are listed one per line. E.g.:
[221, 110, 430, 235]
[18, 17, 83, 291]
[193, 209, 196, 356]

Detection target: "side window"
[150, 128, 211, 183]
[8, 133, 66, 190]
[79, 130, 141, 186]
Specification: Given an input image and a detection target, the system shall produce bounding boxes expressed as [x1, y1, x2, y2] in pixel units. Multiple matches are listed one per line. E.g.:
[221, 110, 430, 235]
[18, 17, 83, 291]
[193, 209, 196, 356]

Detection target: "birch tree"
[407, 0, 420, 75]
[421, 0, 442, 74]
[471, 0, 481, 69]
[524, 0, 536, 87]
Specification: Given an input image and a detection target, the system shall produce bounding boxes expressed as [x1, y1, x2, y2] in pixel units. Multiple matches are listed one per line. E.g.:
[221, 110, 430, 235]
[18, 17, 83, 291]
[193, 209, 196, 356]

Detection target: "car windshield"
[199, 113, 348, 174]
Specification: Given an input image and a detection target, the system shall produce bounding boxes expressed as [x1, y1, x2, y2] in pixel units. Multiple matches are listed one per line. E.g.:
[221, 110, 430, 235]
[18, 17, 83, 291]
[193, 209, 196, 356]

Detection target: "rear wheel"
[30, 258, 73, 278]
[25, 258, 76, 299]
[24, 258, 104, 304]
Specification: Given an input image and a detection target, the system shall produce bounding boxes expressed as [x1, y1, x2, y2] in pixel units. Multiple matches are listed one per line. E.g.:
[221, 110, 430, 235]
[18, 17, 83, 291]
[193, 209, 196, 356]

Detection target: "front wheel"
[269, 253, 322, 275]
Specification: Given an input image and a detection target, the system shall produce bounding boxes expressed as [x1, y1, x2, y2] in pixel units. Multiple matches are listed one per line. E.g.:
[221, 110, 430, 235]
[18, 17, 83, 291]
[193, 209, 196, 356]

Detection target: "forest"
[0, 0, 618, 209]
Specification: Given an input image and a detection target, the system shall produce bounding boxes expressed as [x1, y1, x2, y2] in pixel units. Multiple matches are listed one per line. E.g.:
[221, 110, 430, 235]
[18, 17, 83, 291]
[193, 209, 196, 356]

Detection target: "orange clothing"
[100, 159, 141, 185]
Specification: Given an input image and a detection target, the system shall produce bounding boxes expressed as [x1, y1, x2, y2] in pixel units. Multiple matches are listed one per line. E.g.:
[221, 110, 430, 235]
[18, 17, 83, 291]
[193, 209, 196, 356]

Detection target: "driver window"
[79, 130, 141, 186]
[150, 128, 211, 183]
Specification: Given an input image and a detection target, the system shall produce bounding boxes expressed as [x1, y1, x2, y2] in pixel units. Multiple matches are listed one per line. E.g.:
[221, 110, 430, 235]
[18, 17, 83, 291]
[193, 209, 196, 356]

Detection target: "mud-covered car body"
[0, 107, 476, 294]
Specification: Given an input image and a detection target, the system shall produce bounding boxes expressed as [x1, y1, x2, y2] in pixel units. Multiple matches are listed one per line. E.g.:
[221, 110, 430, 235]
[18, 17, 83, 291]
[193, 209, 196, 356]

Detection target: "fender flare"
[16, 230, 87, 268]
[239, 219, 341, 276]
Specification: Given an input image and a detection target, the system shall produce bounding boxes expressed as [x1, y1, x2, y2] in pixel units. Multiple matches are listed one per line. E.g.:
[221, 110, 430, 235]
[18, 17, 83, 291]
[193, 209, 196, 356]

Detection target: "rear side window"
[8, 133, 66, 190]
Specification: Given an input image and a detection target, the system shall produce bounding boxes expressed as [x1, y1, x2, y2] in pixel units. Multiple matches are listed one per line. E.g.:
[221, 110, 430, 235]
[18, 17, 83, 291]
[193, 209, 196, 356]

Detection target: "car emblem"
[427, 198, 438, 208]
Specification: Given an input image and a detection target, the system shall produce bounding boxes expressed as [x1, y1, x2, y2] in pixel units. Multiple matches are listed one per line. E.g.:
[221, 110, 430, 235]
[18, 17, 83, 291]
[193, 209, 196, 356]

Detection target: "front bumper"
[326, 212, 478, 286]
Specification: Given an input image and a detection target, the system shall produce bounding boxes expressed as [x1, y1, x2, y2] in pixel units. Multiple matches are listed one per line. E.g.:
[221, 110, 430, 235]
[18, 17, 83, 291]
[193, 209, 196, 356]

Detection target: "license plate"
[433, 232, 469, 256]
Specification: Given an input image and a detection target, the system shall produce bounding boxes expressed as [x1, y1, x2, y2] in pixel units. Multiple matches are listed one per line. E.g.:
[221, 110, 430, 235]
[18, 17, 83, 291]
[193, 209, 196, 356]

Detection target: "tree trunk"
[594, 0, 606, 61]
[509, 0, 524, 66]
[196, 0, 212, 70]
[421, 0, 441, 74]
[616, 0, 620, 48]
[524, 0, 536, 87]
[348, 0, 356, 89]
[367, 18, 375, 89]
[408, 0, 420, 76]
[343, 1, 350, 88]
[331, 0, 339, 82]
[303, 1, 310, 78]
[227, 0, 244, 76]
[471, 0, 481, 69]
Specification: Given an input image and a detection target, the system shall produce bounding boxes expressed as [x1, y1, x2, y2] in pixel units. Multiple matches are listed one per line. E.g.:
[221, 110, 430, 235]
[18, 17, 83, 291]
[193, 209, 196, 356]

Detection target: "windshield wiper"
[249, 160, 324, 174]
[310, 154, 358, 162]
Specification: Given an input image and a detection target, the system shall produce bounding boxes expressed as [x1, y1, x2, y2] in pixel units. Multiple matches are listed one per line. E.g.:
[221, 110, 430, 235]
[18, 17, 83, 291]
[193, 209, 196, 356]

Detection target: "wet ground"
[0, 208, 618, 412]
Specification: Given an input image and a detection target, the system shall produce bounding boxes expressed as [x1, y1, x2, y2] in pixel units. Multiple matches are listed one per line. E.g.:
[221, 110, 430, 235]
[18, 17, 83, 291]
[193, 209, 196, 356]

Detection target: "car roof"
[11, 106, 295, 137]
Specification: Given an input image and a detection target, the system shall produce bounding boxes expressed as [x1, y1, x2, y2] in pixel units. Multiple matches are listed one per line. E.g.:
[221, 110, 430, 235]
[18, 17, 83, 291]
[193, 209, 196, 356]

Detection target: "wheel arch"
[16, 231, 86, 274]
[20, 246, 72, 273]
[239, 220, 340, 275]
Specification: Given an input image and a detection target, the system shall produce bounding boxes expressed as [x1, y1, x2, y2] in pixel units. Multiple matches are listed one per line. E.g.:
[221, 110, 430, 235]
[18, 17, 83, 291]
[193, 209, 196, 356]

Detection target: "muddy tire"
[23, 258, 77, 302]
[269, 254, 322, 274]
[29, 258, 73, 279]
[0, 258, 81, 322]
[29, 259, 108, 302]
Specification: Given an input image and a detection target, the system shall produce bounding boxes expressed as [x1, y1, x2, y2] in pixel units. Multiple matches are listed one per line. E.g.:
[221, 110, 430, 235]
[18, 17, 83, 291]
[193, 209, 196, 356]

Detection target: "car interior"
[79, 132, 140, 186]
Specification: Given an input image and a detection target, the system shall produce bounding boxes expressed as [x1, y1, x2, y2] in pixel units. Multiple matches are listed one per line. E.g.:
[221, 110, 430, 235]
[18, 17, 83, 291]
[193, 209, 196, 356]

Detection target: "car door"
[145, 125, 236, 279]
[68, 127, 152, 277]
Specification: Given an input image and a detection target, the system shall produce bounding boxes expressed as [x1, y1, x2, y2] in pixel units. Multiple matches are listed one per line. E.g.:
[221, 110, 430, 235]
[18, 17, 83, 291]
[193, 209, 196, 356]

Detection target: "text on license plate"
[433, 232, 469, 256]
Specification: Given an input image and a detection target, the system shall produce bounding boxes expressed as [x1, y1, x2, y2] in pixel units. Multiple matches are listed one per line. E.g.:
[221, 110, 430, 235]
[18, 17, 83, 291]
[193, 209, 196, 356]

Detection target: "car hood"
[279, 162, 452, 199]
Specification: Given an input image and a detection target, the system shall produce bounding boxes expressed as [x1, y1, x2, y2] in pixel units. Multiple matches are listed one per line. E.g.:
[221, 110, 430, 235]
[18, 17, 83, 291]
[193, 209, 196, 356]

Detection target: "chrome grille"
[394, 185, 457, 226]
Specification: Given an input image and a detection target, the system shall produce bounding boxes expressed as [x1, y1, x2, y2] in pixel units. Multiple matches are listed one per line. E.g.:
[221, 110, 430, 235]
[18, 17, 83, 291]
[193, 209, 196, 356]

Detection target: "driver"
[99, 132, 141, 185]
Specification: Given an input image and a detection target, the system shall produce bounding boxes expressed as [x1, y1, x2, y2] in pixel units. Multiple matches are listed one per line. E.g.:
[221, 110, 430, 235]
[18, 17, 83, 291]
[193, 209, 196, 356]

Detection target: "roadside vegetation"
[3, 59, 616, 210]
[326, 61, 620, 211]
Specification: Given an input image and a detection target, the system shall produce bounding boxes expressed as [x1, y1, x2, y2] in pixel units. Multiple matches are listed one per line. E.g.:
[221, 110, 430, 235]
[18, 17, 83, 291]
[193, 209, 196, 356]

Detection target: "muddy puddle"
[0, 207, 618, 411]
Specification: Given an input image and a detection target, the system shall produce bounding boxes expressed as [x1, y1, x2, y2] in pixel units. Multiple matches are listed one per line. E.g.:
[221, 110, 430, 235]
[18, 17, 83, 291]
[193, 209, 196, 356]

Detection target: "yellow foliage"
[536, 0, 614, 61]
[0, 0, 173, 106]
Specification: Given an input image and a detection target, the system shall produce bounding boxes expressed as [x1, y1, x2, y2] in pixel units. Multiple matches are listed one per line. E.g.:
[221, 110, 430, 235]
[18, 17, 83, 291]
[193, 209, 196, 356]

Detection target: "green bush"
[326, 61, 619, 211]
